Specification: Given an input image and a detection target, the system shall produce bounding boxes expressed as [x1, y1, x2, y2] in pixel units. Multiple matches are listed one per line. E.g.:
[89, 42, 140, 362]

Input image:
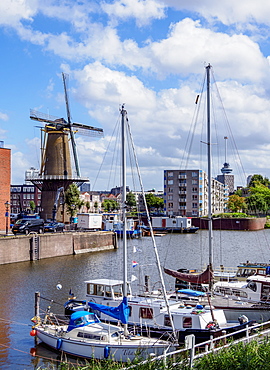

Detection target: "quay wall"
[0, 231, 116, 265]
[192, 217, 266, 231]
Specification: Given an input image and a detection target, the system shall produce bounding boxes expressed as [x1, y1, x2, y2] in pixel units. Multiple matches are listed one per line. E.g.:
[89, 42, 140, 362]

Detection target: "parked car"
[12, 218, 45, 235]
[44, 222, 65, 233]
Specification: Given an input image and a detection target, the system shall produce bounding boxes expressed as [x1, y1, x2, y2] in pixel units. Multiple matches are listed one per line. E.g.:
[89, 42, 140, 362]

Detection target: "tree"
[246, 193, 268, 214]
[102, 199, 119, 212]
[94, 201, 98, 213]
[85, 201, 90, 212]
[29, 201, 36, 214]
[227, 194, 246, 213]
[145, 193, 164, 212]
[65, 184, 81, 219]
[249, 174, 270, 188]
[126, 192, 136, 210]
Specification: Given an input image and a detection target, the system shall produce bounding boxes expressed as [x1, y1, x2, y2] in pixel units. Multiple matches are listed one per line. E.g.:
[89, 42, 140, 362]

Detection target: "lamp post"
[5, 201, 10, 235]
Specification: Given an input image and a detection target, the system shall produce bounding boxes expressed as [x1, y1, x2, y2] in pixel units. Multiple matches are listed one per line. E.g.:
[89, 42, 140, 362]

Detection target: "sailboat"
[64, 93, 253, 344]
[30, 106, 175, 362]
[162, 64, 268, 323]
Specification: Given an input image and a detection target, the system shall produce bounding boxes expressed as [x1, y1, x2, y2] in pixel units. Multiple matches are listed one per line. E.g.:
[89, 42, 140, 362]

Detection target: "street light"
[5, 201, 10, 235]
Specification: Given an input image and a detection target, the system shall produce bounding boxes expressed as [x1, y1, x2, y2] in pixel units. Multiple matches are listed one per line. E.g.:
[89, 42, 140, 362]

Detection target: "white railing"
[124, 320, 270, 369]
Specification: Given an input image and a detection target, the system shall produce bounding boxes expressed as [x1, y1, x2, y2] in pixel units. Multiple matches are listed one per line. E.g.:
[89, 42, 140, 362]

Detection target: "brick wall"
[0, 148, 11, 231]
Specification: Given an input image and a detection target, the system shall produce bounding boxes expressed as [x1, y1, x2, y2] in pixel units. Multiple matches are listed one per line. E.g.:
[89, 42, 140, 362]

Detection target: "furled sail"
[164, 265, 213, 284]
[88, 296, 129, 324]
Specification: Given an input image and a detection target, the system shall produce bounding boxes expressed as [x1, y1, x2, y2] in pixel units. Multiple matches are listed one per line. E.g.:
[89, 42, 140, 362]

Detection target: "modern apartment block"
[164, 169, 227, 217]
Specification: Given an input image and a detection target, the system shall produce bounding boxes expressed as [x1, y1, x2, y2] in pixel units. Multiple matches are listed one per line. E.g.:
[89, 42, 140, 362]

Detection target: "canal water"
[1, 229, 270, 369]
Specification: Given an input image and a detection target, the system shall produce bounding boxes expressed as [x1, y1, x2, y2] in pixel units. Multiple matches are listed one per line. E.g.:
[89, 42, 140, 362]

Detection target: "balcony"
[179, 198, 186, 202]
[178, 175, 187, 179]
[179, 206, 186, 210]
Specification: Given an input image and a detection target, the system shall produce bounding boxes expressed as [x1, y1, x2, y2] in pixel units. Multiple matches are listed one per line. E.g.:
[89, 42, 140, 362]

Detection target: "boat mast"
[121, 105, 128, 336]
[206, 64, 213, 289]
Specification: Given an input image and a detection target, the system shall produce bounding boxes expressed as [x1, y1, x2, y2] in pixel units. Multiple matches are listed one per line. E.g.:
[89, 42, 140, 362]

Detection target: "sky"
[1, 0, 270, 192]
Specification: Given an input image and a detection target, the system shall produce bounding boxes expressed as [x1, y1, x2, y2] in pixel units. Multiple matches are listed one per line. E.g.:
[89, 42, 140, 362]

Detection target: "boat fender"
[30, 329, 37, 337]
[238, 315, 248, 324]
[57, 338, 63, 350]
[104, 346, 110, 359]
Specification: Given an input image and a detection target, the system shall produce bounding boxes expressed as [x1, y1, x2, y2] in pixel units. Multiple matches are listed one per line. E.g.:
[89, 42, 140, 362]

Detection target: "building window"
[168, 203, 173, 208]
[192, 203, 197, 208]
[168, 195, 173, 201]
[192, 195, 197, 200]
[168, 180, 173, 185]
[168, 172, 173, 177]
[192, 180, 197, 185]
[192, 187, 197, 192]
[192, 172, 198, 177]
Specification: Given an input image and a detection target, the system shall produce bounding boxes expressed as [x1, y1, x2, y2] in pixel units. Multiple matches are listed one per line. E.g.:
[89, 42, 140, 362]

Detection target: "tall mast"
[206, 64, 213, 287]
[120, 105, 128, 336]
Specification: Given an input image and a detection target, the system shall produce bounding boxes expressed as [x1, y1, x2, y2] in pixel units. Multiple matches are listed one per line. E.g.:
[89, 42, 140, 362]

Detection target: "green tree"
[29, 200, 36, 214]
[145, 193, 164, 212]
[126, 192, 136, 210]
[227, 194, 246, 213]
[65, 184, 81, 219]
[249, 174, 270, 187]
[246, 193, 268, 214]
[94, 201, 98, 212]
[85, 201, 90, 212]
[102, 199, 119, 212]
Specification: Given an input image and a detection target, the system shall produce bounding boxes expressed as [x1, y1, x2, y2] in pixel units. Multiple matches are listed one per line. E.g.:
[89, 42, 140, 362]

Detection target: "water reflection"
[0, 230, 270, 368]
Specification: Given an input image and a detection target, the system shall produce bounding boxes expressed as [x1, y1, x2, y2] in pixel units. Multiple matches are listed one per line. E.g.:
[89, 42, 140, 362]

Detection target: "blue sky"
[1, 0, 270, 191]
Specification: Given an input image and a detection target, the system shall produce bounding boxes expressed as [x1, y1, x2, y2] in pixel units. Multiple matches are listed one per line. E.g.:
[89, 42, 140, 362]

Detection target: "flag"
[131, 275, 138, 282]
[132, 261, 138, 268]
[133, 245, 137, 253]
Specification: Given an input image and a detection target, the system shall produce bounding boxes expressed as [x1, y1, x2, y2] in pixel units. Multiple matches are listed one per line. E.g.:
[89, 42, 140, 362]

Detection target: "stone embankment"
[192, 217, 266, 231]
[0, 231, 117, 265]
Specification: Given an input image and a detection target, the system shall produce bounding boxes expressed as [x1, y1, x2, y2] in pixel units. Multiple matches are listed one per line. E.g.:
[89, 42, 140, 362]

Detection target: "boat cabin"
[85, 279, 131, 300]
[214, 274, 270, 303]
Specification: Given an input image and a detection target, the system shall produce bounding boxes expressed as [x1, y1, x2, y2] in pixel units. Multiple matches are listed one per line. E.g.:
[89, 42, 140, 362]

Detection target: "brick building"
[0, 144, 11, 231]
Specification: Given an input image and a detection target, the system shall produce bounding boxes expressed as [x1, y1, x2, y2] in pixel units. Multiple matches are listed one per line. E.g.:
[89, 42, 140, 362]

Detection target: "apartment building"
[164, 169, 227, 217]
[10, 184, 41, 215]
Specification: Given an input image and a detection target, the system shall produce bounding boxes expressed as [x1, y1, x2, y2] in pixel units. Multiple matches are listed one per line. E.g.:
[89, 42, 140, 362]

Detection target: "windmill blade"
[30, 109, 67, 127]
[72, 122, 104, 137]
[62, 72, 81, 177]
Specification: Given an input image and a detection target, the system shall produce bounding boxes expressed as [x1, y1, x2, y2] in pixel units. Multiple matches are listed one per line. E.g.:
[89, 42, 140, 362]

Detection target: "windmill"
[29, 73, 104, 221]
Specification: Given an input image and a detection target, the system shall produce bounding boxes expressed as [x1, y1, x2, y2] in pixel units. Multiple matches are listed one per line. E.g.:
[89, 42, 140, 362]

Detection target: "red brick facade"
[0, 148, 11, 231]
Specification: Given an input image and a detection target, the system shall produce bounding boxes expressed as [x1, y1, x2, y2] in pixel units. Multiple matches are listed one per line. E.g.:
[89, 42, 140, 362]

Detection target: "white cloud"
[162, 0, 270, 26]
[101, 0, 166, 27]
[0, 112, 8, 121]
[0, 0, 37, 27]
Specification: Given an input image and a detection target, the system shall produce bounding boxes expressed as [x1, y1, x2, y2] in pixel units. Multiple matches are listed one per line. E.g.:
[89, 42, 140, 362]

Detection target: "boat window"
[247, 281, 257, 292]
[261, 285, 270, 301]
[87, 284, 96, 295]
[96, 285, 105, 296]
[183, 317, 192, 328]
[77, 332, 101, 340]
[232, 289, 248, 298]
[113, 285, 123, 297]
[128, 306, 132, 316]
[104, 286, 112, 297]
[139, 307, 153, 319]
[164, 315, 173, 327]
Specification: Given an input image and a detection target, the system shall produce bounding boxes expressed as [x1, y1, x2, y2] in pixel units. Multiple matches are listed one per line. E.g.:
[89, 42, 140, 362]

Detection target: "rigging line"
[126, 118, 178, 342]
[107, 119, 121, 191]
[91, 113, 121, 191]
[211, 70, 247, 185]
[182, 71, 207, 170]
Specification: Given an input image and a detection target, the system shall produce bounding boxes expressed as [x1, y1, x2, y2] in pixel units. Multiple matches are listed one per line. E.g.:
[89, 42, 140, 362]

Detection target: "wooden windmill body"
[29, 73, 103, 222]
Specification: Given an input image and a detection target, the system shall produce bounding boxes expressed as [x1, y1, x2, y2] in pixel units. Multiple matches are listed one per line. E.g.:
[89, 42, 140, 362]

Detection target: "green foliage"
[249, 174, 270, 188]
[145, 193, 164, 211]
[213, 212, 248, 218]
[194, 339, 270, 370]
[126, 192, 137, 209]
[85, 201, 90, 212]
[65, 184, 82, 218]
[94, 201, 98, 212]
[227, 194, 247, 212]
[102, 199, 119, 212]
[29, 200, 36, 213]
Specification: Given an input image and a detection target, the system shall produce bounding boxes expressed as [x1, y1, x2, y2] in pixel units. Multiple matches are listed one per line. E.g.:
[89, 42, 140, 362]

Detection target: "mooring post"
[34, 291, 40, 345]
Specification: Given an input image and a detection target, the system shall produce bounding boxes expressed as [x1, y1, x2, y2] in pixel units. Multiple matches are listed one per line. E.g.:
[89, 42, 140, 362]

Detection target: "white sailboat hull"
[35, 325, 172, 362]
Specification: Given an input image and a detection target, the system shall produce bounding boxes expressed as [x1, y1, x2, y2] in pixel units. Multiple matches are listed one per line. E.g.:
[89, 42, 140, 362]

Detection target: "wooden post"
[34, 291, 40, 345]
